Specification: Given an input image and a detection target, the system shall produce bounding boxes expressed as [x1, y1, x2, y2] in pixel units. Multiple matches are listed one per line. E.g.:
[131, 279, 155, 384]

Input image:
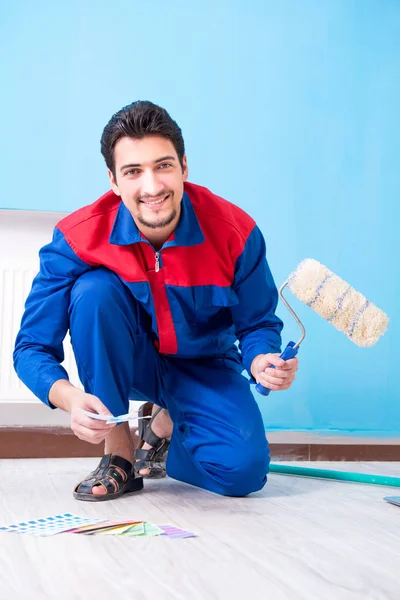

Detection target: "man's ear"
[108, 169, 121, 196]
[182, 155, 189, 181]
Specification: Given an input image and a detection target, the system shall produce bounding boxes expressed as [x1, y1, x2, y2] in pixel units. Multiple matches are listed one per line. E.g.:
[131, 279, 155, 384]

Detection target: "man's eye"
[158, 163, 172, 169]
[126, 169, 139, 176]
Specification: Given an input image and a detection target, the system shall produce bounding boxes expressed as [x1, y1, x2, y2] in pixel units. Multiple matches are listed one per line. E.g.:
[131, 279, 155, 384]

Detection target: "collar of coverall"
[109, 190, 205, 248]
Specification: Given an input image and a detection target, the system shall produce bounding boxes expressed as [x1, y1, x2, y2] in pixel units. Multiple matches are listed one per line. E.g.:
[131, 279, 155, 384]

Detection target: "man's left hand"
[250, 353, 299, 392]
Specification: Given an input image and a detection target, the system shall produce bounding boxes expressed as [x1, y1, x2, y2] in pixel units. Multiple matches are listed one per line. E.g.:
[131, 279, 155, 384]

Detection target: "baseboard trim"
[1, 427, 400, 460]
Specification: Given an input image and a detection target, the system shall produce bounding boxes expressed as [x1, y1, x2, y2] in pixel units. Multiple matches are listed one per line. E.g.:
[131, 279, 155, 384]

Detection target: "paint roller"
[256, 258, 389, 396]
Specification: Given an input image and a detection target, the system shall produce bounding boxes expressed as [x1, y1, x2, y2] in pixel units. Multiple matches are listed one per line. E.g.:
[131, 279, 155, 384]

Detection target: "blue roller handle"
[255, 342, 299, 396]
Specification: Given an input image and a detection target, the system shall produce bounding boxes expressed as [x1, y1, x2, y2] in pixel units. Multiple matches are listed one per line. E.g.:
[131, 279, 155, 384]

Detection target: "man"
[14, 101, 298, 501]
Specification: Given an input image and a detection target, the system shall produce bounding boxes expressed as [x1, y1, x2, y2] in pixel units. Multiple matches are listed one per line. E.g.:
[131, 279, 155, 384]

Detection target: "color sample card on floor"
[97, 522, 145, 536]
[0, 514, 106, 536]
[139, 522, 165, 537]
[384, 496, 400, 507]
[159, 524, 196, 539]
[69, 520, 142, 535]
[117, 522, 146, 536]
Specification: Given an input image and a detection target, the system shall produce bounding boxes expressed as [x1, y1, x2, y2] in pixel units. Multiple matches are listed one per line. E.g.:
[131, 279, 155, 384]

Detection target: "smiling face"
[108, 135, 188, 237]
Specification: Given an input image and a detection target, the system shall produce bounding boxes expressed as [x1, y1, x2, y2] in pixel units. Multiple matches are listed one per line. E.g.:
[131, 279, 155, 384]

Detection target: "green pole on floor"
[269, 463, 400, 488]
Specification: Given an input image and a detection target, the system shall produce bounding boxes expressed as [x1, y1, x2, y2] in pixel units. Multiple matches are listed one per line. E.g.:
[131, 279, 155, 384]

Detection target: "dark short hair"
[100, 100, 185, 177]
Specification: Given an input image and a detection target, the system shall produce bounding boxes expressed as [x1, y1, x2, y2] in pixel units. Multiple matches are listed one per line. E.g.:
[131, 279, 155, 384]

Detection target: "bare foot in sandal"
[73, 452, 143, 502]
[91, 421, 136, 496]
[136, 404, 173, 477]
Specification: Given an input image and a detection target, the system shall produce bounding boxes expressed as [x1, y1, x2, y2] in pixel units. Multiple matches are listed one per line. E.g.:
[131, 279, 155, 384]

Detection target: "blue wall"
[2, 1, 398, 433]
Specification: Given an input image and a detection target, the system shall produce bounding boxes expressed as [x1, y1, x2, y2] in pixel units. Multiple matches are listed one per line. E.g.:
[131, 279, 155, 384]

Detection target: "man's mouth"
[141, 193, 170, 207]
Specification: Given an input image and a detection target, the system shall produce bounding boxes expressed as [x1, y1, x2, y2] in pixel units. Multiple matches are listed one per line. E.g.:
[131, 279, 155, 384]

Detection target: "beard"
[136, 189, 179, 230]
[137, 206, 178, 230]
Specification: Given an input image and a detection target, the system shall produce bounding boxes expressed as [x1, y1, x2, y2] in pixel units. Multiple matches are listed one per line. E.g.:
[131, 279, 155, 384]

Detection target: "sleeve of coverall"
[13, 228, 93, 407]
[230, 224, 284, 379]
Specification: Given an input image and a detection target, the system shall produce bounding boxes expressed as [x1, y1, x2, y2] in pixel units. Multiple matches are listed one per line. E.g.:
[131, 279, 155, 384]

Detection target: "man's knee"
[70, 268, 122, 310]
[200, 440, 270, 497]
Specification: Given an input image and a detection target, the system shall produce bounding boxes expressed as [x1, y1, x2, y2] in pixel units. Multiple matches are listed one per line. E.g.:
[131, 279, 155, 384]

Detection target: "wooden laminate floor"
[1, 459, 400, 600]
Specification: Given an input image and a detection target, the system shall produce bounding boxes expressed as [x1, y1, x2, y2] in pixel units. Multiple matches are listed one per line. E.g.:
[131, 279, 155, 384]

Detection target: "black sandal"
[134, 402, 170, 479]
[73, 454, 143, 502]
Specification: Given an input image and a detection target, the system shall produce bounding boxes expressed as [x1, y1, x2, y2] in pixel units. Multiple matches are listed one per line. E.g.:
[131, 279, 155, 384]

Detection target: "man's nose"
[141, 170, 164, 198]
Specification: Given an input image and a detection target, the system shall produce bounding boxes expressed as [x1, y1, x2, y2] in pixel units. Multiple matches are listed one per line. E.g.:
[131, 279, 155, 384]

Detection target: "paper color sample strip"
[158, 524, 196, 539]
[0, 514, 105, 537]
[117, 523, 146, 536]
[138, 523, 165, 537]
[384, 496, 400, 507]
[79, 409, 148, 424]
[97, 522, 145, 536]
[69, 520, 142, 535]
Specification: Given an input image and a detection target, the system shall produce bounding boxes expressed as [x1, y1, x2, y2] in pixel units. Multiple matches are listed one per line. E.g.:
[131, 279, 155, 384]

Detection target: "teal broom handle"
[269, 463, 400, 487]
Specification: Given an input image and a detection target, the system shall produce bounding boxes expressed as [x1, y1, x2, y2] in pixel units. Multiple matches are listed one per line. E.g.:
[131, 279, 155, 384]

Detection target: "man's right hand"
[71, 391, 116, 444]
[49, 380, 115, 444]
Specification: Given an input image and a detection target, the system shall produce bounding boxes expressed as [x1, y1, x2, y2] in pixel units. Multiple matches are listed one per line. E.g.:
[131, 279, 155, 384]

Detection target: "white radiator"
[0, 210, 79, 425]
[0, 266, 81, 404]
[0, 210, 142, 426]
